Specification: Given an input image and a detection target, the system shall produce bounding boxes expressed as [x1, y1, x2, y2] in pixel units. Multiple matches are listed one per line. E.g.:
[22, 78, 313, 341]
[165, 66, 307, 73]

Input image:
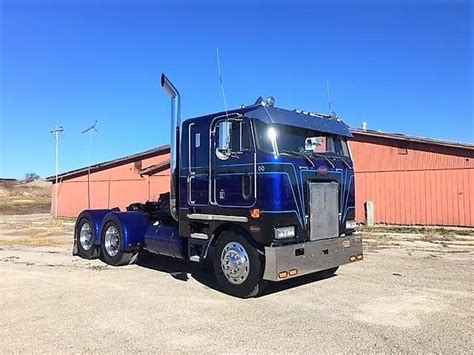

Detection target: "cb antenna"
[216, 48, 229, 117]
[326, 79, 332, 115]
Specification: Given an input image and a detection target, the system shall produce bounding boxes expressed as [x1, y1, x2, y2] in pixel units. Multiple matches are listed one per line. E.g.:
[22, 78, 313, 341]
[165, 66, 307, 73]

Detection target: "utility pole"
[50, 126, 64, 218]
[81, 120, 98, 209]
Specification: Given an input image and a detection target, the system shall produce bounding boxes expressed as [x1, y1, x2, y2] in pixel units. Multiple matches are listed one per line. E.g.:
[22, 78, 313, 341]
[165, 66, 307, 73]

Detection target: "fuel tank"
[144, 223, 184, 259]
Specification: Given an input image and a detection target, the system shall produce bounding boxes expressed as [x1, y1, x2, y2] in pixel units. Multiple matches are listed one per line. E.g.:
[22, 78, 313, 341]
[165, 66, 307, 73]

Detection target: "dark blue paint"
[100, 212, 148, 251]
[76, 209, 112, 245]
[144, 224, 184, 259]
[189, 174, 209, 205]
[179, 107, 355, 238]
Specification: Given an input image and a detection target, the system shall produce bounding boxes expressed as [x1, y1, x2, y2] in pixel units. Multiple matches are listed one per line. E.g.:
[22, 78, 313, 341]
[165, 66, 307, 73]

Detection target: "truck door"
[210, 114, 256, 208]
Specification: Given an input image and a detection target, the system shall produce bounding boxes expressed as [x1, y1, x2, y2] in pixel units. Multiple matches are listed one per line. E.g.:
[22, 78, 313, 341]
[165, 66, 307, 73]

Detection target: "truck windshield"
[254, 120, 351, 158]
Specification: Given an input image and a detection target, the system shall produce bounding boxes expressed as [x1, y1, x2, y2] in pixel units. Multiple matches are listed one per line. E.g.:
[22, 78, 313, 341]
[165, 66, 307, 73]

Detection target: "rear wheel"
[100, 221, 137, 266]
[213, 230, 266, 298]
[76, 218, 99, 259]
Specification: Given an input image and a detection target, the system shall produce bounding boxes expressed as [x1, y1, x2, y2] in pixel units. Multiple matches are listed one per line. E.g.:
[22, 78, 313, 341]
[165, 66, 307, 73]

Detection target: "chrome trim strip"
[187, 213, 248, 223]
[190, 232, 209, 240]
[188, 122, 195, 175]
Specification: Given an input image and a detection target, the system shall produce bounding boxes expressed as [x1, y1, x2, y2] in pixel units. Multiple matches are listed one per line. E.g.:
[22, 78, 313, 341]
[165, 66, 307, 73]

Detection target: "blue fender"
[100, 212, 149, 252]
[75, 209, 113, 252]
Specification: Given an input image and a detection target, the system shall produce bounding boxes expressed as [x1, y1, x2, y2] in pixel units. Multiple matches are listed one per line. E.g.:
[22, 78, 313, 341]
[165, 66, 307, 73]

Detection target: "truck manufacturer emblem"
[250, 225, 262, 233]
[258, 165, 265, 172]
[317, 166, 328, 175]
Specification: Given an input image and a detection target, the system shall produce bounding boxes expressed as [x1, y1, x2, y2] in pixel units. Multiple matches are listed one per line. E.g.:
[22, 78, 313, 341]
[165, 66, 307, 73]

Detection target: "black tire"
[75, 218, 99, 259]
[213, 230, 266, 298]
[318, 266, 339, 278]
[100, 221, 137, 266]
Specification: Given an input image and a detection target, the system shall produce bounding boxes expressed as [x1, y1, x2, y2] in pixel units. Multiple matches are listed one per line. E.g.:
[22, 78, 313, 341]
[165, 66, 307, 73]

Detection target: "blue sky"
[0, 0, 472, 179]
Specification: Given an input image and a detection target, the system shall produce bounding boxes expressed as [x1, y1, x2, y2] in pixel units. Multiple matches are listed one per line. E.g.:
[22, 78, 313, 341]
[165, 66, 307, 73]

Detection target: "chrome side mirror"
[216, 121, 232, 160]
[305, 137, 321, 152]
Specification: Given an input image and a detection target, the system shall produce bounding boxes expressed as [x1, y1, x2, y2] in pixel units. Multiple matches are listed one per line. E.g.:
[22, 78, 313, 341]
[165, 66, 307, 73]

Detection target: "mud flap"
[72, 234, 78, 256]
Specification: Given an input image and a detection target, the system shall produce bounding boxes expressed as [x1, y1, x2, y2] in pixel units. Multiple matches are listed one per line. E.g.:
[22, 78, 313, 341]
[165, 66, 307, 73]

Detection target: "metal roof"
[46, 145, 170, 182]
[351, 129, 474, 151]
[139, 161, 170, 176]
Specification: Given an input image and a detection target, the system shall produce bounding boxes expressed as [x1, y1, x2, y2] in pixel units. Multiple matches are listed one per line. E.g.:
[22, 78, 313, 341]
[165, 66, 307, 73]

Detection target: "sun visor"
[247, 106, 353, 138]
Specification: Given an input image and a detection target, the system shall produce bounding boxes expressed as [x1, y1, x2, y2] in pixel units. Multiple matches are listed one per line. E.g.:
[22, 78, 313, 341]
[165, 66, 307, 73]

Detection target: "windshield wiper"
[279, 149, 315, 168]
[307, 152, 335, 169]
[337, 157, 352, 169]
[317, 153, 352, 169]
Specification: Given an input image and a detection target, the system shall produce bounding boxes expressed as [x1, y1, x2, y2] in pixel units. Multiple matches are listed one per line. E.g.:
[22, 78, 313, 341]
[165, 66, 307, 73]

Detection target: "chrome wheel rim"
[220, 241, 250, 285]
[104, 225, 120, 257]
[79, 222, 93, 251]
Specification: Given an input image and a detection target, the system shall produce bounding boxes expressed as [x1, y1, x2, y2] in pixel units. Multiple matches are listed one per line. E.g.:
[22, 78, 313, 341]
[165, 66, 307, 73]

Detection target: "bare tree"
[24, 172, 41, 183]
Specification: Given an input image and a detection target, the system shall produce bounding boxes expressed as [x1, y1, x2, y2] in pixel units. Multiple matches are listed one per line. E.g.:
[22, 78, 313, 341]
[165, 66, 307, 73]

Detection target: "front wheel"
[100, 221, 137, 266]
[213, 231, 266, 298]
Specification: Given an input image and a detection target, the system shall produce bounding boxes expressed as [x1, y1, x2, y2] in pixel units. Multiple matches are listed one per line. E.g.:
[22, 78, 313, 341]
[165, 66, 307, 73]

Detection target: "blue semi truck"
[73, 74, 363, 298]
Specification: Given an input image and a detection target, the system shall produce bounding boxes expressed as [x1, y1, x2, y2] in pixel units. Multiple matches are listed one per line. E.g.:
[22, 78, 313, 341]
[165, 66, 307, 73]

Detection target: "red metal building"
[350, 129, 473, 226]
[48, 130, 474, 227]
[49, 146, 171, 218]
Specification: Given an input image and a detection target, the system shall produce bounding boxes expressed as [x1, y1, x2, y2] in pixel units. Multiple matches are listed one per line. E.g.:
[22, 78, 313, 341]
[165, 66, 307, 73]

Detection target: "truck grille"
[309, 182, 339, 240]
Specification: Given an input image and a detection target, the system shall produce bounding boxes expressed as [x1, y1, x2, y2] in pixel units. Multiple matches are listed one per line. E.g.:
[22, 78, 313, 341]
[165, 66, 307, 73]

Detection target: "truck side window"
[230, 119, 252, 153]
[241, 120, 251, 150]
[216, 117, 253, 160]
[242, 174, 252, 199]
[333, 138, 351, 158]
[340, 139, 351, 158]
[231, 122, 240, 152]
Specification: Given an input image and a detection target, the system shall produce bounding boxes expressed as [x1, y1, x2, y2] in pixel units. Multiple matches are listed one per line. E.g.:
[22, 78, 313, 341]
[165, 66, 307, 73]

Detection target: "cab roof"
[186, 103, 353, 138]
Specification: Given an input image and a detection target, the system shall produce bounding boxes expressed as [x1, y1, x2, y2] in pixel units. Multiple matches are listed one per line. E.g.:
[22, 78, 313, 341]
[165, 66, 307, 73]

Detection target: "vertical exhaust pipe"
[161, 73, 180, 221]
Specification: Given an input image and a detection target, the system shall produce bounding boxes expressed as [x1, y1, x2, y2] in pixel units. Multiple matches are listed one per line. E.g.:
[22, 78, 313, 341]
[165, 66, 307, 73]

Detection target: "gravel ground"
[0, 214, 473, 353]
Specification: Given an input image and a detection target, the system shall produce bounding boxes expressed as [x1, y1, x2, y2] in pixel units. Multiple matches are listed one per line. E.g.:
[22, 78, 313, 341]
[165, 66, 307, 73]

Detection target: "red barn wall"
[52, 153, 170, 218]
[53, 138, 474, 227]
[350, 135, 474, 226]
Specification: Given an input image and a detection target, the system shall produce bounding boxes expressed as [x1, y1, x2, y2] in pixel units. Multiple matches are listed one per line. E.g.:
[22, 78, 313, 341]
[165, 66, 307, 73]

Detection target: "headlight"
[346, 220, 357, 230]
[275, 226, 295, 239]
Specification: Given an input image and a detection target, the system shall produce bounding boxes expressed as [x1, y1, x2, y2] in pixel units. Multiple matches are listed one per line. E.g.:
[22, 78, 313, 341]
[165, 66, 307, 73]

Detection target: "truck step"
[190, 233, 208, 240]
[189, 255, 200, 262]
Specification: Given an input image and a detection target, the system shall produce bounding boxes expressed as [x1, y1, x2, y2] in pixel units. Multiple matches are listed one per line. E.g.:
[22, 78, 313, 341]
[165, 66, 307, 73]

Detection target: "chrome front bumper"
[263, 234, 363, 282]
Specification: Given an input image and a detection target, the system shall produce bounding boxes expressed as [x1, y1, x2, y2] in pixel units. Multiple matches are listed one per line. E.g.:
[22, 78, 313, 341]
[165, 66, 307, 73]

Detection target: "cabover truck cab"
[73, 74, 363, 298]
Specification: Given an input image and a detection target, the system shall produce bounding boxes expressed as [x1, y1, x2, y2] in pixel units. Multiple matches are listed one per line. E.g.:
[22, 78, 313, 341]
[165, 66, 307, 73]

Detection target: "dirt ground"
[0, 214, 473, 353]
[0, 181, 51, 215]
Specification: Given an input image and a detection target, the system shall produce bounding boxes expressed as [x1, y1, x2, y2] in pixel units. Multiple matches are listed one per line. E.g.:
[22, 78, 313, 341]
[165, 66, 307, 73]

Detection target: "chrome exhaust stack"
[161, 73, 180, 221]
